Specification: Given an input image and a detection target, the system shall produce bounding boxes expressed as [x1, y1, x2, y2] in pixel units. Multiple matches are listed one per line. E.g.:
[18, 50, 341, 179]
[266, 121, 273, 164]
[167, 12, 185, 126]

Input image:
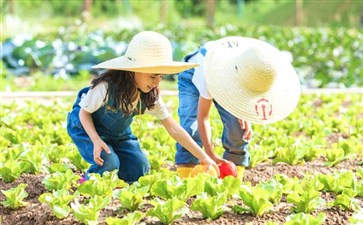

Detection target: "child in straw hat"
[176, 36, 301, 179]
[67, 31, 218, 184]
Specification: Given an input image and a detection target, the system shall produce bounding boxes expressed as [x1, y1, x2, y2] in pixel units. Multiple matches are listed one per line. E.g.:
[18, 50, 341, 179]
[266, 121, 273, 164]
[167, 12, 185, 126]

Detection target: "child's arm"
[197, 97, 230, 165]
[238, 119, 253, 141]
[79, 108, 111, 166]
[161, 117, 218, 171]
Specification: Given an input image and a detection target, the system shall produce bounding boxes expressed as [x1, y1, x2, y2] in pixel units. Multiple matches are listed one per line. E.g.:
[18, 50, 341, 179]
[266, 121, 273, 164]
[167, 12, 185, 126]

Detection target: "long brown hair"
[91, 70, 159, 115]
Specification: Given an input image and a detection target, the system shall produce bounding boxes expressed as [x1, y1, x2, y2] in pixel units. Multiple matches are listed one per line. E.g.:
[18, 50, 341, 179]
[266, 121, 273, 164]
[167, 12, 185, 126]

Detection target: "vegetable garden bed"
[1, 92, 362, 225]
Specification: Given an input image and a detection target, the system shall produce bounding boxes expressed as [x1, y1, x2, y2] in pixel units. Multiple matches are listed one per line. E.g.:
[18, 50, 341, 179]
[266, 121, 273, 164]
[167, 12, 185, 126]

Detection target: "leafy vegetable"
[1, 183, 29, 209]
[71, 195, 111, 225]
[191, 192, 228, 220]
[146, 198, 188, 225]
[233, 184, 273, 216]
[39, 189, 79, 218]
[105, 211, 144, 225]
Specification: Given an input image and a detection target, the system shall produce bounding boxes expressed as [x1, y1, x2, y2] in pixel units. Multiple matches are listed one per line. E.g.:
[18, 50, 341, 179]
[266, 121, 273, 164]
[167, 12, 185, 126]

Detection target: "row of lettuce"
[1, 93, 363, 224]
[3, 169, 363, 224]
[1, 24, 363, 88]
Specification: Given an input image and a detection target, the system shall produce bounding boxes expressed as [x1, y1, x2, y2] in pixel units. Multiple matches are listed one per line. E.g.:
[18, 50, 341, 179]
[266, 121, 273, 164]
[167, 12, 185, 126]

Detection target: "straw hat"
[204, 37, 301, 124]
[93, 31, 198, 74]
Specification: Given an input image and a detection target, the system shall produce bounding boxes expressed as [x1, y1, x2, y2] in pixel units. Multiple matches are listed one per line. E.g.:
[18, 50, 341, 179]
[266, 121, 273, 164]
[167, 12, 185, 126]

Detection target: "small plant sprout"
[105, 211, 144, 225]
[191, 192, 228, 220]
[42, 169, 79, 191]
[78, 171, 128, 197]
[71, 195, 111, 225]
[1, 183, 29, 209]
[285, 212, 326, 225]
[146, 198, 188, 225]
[38, 189, 79, 219]
[114, 185, 149, 211]
[233, 184, 273, 216]
[286, 176, 325, 213]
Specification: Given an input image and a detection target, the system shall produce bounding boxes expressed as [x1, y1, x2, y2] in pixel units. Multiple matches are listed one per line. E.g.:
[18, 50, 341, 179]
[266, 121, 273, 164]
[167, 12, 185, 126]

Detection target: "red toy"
[218, 161, 238, 178]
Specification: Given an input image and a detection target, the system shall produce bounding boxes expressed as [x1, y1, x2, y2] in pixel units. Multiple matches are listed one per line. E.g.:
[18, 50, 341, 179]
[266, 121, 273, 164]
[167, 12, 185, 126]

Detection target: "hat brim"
[204, 45, 301, 124]
[93, 56, 198, 74]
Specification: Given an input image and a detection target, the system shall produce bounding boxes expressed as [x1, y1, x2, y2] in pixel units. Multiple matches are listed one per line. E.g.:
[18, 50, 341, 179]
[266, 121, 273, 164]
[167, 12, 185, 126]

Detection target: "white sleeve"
[79, 82, 108, 113]
[190, 52, 213, 100]
[145, 96, 171, 120]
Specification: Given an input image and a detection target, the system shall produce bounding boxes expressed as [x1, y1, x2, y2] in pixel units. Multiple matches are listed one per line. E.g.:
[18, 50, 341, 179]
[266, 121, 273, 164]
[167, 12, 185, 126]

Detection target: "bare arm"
[161, 117, 218, 170]
[197, 97, 229, 164]
[79, 108, 110, 166]
[238, 119, 253, 141]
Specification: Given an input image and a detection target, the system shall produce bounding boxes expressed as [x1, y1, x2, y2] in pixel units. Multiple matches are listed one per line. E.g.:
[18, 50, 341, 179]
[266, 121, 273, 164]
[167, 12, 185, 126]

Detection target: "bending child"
[176, 36, 300, 179]
[67, 31, 218, 183]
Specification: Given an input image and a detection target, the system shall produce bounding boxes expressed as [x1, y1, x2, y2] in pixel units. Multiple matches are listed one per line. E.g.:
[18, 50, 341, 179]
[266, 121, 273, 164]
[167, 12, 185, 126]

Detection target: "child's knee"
[101, 151, 120, 171]
[102, 159, 120, 172]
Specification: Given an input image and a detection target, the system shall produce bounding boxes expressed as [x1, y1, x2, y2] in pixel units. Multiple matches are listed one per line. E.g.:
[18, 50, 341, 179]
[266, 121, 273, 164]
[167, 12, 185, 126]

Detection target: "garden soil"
[1, 92, 362, 225]
[1, 156, 362, 225]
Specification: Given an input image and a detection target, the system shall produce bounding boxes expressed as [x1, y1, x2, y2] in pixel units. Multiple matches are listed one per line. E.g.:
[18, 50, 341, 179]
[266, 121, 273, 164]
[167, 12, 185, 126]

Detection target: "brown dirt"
[1, 92, 362, 225]
[1, 157, 362, 225]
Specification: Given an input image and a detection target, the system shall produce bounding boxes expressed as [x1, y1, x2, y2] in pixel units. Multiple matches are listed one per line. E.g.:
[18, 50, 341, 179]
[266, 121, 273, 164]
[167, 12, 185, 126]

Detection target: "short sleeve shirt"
[189, 52, 213, 100]
[79, 82, 170, 120]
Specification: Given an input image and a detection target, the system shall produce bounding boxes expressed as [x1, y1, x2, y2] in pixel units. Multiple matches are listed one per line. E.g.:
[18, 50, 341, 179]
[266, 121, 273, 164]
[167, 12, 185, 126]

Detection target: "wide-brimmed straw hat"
[93, 31, 198, 74]
[204, 37, 301, 124]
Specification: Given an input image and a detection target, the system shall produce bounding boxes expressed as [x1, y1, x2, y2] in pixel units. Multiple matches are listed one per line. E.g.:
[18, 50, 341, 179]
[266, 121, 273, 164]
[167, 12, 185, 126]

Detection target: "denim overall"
[67, 87, 150, 183]
[175, 47, 250, 167]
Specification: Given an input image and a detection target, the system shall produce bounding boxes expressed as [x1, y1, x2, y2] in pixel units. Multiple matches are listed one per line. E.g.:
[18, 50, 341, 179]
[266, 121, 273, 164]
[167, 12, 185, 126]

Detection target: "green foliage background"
[1, 0, 363, 91]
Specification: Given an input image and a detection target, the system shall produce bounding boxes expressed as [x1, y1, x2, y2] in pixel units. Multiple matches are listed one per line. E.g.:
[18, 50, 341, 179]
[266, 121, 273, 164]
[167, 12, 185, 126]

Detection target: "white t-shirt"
[189, 52, 212, 100]
[79, 82, 170, 120]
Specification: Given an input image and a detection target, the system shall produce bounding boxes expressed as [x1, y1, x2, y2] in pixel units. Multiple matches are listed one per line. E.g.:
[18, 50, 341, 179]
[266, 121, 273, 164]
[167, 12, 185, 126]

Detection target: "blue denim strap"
[184, 46, 207, 62]
[199, 46, 207, 56]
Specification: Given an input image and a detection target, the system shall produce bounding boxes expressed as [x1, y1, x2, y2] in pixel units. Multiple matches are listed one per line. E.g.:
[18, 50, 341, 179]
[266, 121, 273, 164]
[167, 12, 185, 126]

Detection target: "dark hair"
[91, 70, 159, 115]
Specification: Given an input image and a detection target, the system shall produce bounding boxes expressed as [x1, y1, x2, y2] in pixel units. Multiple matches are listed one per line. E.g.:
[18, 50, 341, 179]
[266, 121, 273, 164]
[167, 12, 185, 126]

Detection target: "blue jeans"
[67, 87, 150, 183]
[175, 68, 250, 167]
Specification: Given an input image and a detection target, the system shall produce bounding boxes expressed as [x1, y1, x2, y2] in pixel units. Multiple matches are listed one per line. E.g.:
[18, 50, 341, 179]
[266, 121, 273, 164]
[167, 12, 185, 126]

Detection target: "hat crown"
[238, 46, 281, 92]
[204, 37, 301, 124]
[125, 31, 173, 65]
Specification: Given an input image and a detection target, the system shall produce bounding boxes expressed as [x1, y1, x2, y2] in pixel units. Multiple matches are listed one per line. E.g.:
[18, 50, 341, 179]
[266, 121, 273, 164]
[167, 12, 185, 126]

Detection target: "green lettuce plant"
[0, 159, 26, 183]
[42, 169, 79, 191]
[324, 143, 349, 167]
[1, 183, 29, 209]
[77, 171, 128, 197]
[318, 170, 355, 193]
[146, 198, 188, 225]
[71, 195, 111, 225]
[330, 188, 359, 211]
[286, 178, 325, 213]
[285, 212, 326, 225]
[114, 185, 149, 211]
[150, 175, 204, 201]
[204, 175, 241, 198]
[38, 189, 79, 218]
[105, 211, 144, 225]
[257, 178, 283, 205]
[191, 192, 228, 220]
[233, 184, 274, 216]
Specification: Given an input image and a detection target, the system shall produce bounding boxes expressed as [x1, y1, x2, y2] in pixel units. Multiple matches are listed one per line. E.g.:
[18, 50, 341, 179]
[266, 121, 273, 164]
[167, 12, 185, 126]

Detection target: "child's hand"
[93, 139, 111, 166]
[238, 119, 253, 141]
[200, 157, 220, 177]
[209, 154, 230, 166]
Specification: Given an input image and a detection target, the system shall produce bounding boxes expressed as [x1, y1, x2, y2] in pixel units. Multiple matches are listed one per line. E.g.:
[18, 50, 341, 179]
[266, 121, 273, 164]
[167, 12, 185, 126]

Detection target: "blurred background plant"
[1, 0, 362, 91]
